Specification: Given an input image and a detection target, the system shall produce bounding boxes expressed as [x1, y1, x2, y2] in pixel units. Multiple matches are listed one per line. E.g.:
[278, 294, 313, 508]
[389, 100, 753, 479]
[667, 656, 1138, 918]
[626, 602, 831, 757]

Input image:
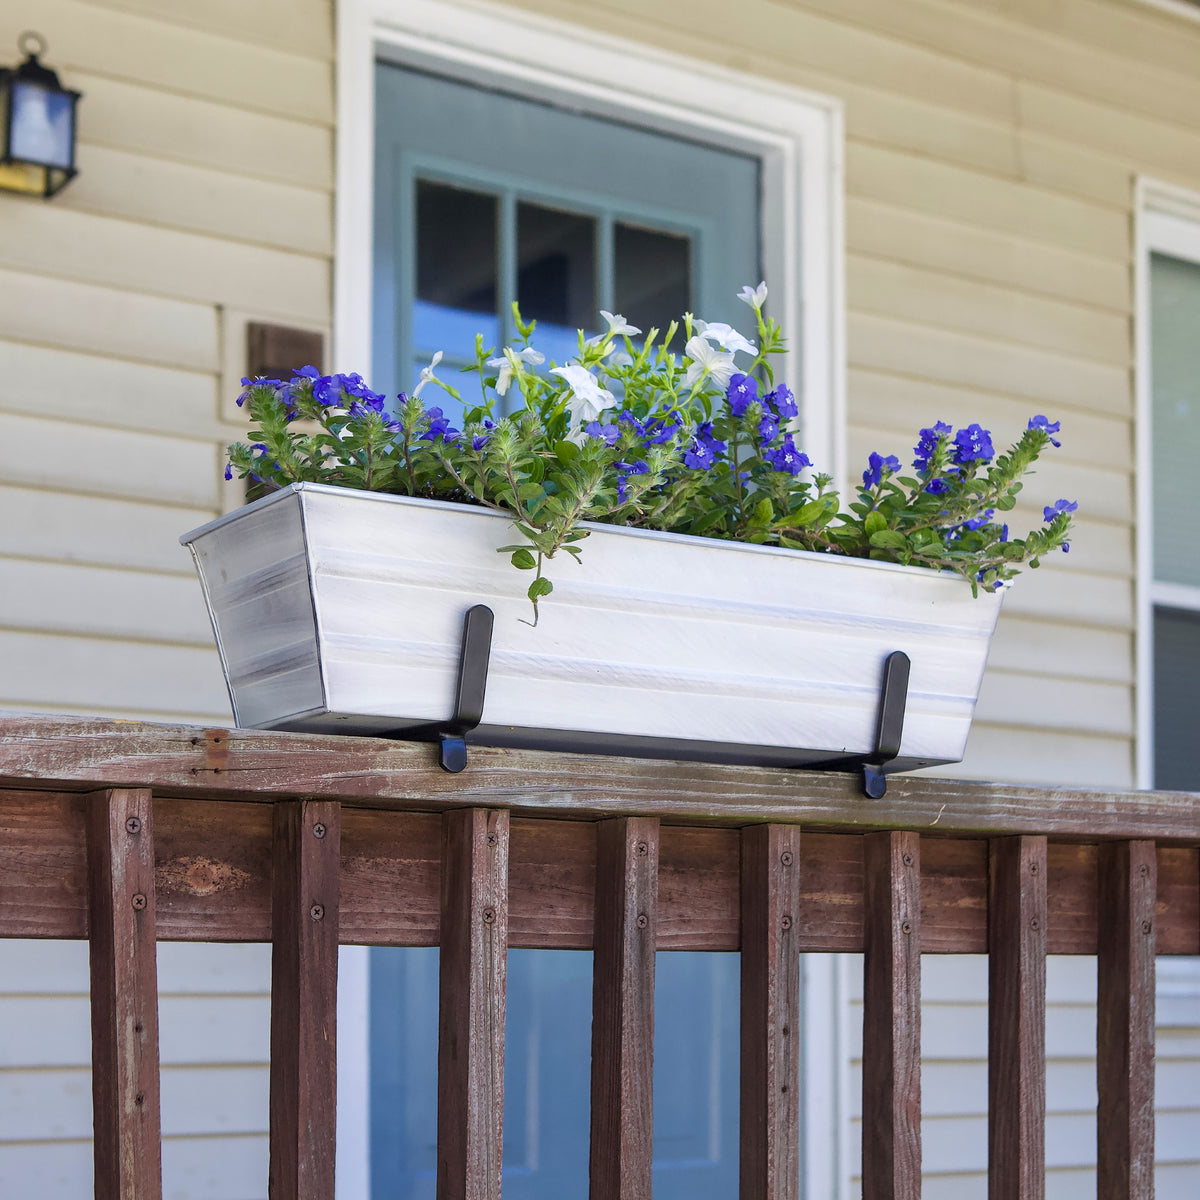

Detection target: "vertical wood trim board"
[1097, 839, 1157, 1200]
[87, 787, 163, 1200]
[987, 835, 1048, 1200]
[862, 830, 922, 1200]
[590, 815, 660, 1200]
[437, 808, 510, 1200]
[269, 799, 341, 1200]
[740, 823, 803, 1200]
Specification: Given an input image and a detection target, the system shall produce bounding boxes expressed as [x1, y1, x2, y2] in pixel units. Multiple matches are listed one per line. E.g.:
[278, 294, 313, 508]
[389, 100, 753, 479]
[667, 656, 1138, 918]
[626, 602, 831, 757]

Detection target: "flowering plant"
[228, 284, 1075, 624]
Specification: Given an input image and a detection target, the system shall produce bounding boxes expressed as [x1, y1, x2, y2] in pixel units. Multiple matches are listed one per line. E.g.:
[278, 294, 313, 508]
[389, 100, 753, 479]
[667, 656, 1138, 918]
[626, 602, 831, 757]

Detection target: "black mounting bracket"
[438, 604, 494, 773]
[860, 651, 911, 799]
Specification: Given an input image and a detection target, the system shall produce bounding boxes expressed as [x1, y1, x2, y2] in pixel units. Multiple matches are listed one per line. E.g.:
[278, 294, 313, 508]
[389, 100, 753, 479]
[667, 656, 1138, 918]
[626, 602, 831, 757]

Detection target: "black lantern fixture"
[0, 32, 81, 198]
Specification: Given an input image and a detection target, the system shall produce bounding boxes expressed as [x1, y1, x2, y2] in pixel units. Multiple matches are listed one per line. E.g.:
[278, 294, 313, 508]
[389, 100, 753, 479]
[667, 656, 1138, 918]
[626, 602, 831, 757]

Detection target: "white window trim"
[334, 2, 848, 1196]
[1134, 0, 1200, 24]
[1134, 177, 1200, 793]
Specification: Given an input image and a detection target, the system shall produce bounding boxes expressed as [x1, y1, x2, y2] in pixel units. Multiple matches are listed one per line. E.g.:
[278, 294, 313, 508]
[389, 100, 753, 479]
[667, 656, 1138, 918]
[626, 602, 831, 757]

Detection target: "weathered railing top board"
[0, 713, 1194, 1200]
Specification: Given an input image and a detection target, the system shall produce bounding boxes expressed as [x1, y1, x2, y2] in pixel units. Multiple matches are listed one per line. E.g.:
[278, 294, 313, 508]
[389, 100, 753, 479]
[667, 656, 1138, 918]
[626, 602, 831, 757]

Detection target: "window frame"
[1135, 178, 1200, 791]
[334, 3, 847, 1196]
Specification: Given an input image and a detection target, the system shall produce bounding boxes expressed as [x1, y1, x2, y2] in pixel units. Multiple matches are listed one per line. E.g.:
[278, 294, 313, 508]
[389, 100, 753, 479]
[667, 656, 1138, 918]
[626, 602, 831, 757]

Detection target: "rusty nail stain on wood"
[131, 893, 147, 911]
[161, 856, 252, 897]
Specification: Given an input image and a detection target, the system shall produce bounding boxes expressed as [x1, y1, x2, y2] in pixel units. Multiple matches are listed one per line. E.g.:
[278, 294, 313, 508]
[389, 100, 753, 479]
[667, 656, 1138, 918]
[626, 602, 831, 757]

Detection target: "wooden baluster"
[740, 824, 802, 1200]
[87, 787, 163, 1200]
[590, 816, 659, 1200]
[437, 808, 510, 1200]
[987, 836, 1047, 1200]
[862, 830, 921, 1200]
[269, 799, 340, 1200]
[1097, 840, 1157, 1200]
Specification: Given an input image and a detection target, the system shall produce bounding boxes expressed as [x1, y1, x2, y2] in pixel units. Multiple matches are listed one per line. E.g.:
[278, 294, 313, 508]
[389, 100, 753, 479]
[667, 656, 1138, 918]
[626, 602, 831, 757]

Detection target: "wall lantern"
[0, 32, 81, 198]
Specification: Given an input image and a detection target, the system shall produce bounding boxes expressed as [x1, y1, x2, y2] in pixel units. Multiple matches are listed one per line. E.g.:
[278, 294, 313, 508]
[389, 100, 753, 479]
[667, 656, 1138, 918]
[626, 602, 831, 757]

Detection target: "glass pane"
[652, 952, 739, 1197]
[1154, 605, 1200, 790]
[518, 202, 596, 365]
[1151, 252, 1200, 588]
[615, 223, 691, 343]
[415, 181, 499, 358]
[10, 82, 74, 168]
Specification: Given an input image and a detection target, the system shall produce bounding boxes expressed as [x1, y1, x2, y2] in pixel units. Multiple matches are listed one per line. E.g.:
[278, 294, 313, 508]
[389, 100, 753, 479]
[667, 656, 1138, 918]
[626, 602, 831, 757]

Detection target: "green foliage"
[227, 289, 1075, 621]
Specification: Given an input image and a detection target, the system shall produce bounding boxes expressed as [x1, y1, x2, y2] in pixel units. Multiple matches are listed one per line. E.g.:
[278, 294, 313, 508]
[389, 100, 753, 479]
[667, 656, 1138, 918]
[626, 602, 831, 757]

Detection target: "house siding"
[0, 1, 331, 1194]
[0, 0, 1197, 1194]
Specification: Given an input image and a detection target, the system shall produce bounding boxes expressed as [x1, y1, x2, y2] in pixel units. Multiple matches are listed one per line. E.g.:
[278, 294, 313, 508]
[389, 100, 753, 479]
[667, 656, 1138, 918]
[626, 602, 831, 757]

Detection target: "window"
[1140, 186, 1200, 791]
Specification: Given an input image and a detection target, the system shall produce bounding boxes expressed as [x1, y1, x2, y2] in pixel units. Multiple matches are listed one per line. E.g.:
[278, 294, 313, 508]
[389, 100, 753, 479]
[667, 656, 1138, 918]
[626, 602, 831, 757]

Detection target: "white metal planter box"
[181, 483, 1002, 771]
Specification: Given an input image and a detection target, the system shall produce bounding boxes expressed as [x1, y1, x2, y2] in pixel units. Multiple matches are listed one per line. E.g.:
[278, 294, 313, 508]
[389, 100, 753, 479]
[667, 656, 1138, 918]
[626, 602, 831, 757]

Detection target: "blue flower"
[224, 463, 233, 481]
[765, 383, 798, 419]
[615, 459, 650, 503]
[952, 424, 994, 464]
[684, 441, 717, 471]
[421, 407, 461, 443]
[1028, 415, 1062, 447]
[1001, 524, 1009, 543]
[472, 434, 491, 451]
[695, 422, 727, 455]
[862, 451, 901, 489]
[765, 434, 811, 476]
[924, 477, 949, 494]
[963, 509, 995, 531]
[1062, 542, 1070, 553]
[727, 373, 758, 417]
[312, 375, 345, 407]
[236, 376, 283, 407]
[759, 415, 780, 443]
[585, 421, 620, 446]
[644, 417, 679, 446]
[913, 421, 952, 471]
[618, 410, 646, 437]
[293, 365, 321, 380]
[1043, 498, 1078, 523]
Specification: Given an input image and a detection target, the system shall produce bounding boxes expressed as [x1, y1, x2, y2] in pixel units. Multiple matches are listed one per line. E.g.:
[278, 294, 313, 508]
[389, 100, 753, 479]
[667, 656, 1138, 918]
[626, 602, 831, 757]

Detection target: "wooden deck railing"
[1, 714, 1197, 1199]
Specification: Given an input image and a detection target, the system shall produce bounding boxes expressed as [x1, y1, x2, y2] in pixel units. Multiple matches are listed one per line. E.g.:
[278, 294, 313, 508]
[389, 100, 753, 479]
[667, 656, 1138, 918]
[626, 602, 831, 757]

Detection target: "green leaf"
[869, 529, 909, 550]
[554, 439, 580, 465]
[517, 482, 543, 501]
[527, 576, 554, 600]
[510, 549, 537, 570]
[751, 497, 774, 527]
[864, 512, 888, 536]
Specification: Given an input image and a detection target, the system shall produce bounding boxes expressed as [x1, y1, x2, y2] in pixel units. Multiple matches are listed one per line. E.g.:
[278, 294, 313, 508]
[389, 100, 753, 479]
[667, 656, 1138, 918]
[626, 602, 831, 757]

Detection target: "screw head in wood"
[125, 817, 142, 835]
[486, 832, 498, 846]
[312, 822, 326, 839]
[310, 904, 325, 921]
[636, 841, 648, 857]
[636, 913, 649, 929]
[780, 850, 794, 867]
[1030, 918, 1040, 931]
[781, 915, 793, 930]
[1142, 920, 1152, 935]
[1140, 864, 1150, 877]
[902, 853, 914, 867]
[901, 920, 912, 935]
[1029, 861, 1039, 874]
[134, 1092, 145, 1107]
[131, 893, 147, 911]
[482, 906, 497, 925]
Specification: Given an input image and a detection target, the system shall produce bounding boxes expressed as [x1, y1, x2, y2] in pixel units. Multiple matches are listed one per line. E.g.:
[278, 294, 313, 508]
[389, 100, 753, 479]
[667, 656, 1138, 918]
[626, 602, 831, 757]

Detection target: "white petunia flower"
[485, 346, 544, 396]
[586, 311, 642, 352]
[683, 335, 737, 389]
[694, 320, 757, 358]
[413, 349, 443, 399]
[550, 364, 616, 421]
[737, 281, 768, 311]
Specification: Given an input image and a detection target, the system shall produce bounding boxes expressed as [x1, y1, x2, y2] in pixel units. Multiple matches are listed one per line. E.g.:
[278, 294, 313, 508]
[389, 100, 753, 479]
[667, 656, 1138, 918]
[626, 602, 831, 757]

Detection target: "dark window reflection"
[518, 202, 596, 363]
[1154, 606, 1200, 789]
[415, 180, 499, 353]
[615, 223, 691, 342]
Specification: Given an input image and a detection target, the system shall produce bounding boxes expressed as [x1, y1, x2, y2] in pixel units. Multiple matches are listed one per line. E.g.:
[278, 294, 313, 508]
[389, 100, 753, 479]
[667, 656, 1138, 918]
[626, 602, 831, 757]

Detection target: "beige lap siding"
[0, 0, 333, 1193]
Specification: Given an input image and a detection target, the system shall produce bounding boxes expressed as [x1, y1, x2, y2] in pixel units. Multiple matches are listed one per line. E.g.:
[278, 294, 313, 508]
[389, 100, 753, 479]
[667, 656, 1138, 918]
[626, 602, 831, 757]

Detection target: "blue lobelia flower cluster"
[227, 286, 1075, 619]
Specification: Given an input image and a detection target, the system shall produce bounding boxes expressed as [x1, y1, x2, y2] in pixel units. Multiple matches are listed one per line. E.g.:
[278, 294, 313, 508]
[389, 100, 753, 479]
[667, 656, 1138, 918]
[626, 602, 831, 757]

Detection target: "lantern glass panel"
[10, 80, 73, 168]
